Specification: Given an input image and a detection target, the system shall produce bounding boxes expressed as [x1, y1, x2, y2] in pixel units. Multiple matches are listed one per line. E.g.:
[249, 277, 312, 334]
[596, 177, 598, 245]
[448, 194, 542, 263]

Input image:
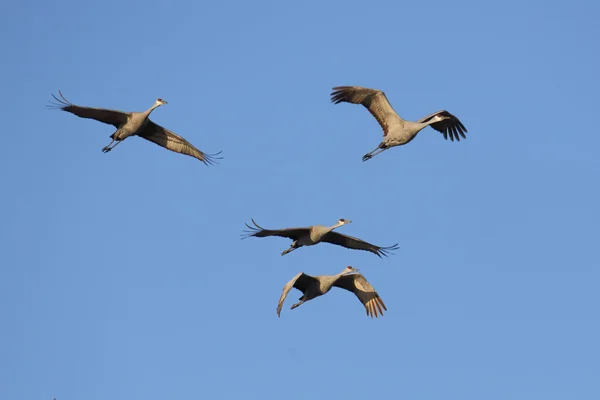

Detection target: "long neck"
[141, 102, 161, 119]
[406, 120, 430, 133]
[321, 272, 346, 291]
[325, 221, 343, 233]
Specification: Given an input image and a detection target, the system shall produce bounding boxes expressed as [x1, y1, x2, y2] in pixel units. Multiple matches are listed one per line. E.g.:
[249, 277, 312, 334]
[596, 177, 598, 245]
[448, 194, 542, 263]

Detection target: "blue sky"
[1, 0, 599, 399]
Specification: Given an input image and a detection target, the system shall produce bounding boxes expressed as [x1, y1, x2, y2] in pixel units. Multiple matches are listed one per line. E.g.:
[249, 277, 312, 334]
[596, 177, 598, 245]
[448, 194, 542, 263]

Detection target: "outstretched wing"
[241, 219, 311, 240]
[138, 120, 222, 165]
[333, 273, 387, 318]
[47, 90, 129, 128]
[417, 110, 468, 142]
[321, 231, 399, 258]
[277, 272, 318, 317]
[330, 86, 402, 136]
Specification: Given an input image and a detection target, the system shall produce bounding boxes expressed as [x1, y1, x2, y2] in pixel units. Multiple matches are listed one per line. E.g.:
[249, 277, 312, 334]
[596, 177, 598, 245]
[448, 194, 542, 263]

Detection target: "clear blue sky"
[1, 0, 599, 399]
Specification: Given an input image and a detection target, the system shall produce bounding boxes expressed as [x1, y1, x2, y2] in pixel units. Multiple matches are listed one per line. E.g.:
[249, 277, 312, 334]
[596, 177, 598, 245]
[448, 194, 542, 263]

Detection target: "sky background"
[1, 0, 599, 399]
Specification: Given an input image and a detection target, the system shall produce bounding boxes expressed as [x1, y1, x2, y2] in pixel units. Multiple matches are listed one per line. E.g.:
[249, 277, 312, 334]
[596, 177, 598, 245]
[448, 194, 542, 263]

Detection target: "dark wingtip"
[47, 89, 71, 110]
[457, 122, 468, 138]
[379, 297, 388, 311]
[451, 126, 460, 142]
[240, 218, 263, 239]
[200, 150, 223, 166]
[330, 86, 351, 104]
[377, 243, 400, 257]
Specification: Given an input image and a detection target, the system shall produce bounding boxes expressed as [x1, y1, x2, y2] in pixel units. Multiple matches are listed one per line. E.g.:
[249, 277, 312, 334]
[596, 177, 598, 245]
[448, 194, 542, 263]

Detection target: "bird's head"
[155, 98, 168, 106]
[338, 218, 352, 226]
[342, 266, 360, 275]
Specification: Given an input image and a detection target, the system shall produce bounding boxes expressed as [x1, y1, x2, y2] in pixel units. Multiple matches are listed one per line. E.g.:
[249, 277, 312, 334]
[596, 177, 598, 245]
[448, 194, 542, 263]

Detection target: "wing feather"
[47, 90, 129, 128]
[138, 120, 222, 165]
[321, 231, 399, 258]
[241, 219, 311, 240]
[330, 86, 402, 136]
[333, 274, 387, 318]
[276, 272, 318, 317]
[417, 110, 468, 142]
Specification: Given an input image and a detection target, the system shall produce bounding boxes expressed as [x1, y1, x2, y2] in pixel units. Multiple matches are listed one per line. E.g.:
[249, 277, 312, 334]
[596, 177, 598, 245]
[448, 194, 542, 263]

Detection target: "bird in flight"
[48, 91, 222, 165]
[242, 218, 399, 257]
[277, 266, 387, 318]
[331, 86, 468, 161]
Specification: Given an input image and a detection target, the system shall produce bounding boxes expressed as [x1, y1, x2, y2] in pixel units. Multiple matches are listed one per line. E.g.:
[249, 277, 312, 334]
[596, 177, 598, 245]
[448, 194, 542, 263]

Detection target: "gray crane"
[330, 86, 468, 162]
[48, 91, 222, 165]
[277, 266, 387, 318]
[242, 218, 399, 257]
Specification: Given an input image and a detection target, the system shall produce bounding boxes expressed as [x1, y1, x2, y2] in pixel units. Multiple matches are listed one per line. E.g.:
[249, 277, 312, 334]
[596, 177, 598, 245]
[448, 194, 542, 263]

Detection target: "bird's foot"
[102, 146, 112, 153]
[362, 154, 373, 162]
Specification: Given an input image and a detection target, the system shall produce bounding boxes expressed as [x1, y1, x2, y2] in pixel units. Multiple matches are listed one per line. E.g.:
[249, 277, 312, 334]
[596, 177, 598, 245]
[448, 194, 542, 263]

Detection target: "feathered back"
[330, 86, 403, 136]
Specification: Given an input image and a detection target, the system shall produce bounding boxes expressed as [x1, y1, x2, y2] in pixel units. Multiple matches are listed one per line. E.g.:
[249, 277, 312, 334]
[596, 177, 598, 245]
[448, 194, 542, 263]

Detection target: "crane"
[48, 91, 222, 165]
[330, 86, 468, 161]
[242, 218, 398, 257]
[277, 266, 387, 318]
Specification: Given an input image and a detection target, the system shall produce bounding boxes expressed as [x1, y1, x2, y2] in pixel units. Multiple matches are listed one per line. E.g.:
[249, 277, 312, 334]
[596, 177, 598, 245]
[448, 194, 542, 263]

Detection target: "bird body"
[330, 86, 468, 161]
[48, 91, 222, 165]
[107, 101, 160, 143]
[242, 218, 399, 257]
[385, 120, 430, 147]
[277, 266, 387, 318]
[114, 105, 156, 140]
[304, 224, 339, 245]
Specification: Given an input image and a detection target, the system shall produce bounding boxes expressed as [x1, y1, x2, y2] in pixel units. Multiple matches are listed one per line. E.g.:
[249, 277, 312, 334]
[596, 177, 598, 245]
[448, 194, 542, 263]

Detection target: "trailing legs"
[291, 299, 306, 310]
[362, 143, 388, 162]
[102, 139, 123, 153]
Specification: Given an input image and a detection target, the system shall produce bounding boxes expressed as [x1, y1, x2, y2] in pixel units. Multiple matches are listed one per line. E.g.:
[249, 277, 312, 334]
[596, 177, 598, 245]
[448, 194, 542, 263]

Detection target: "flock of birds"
[49, 86, 468, 318]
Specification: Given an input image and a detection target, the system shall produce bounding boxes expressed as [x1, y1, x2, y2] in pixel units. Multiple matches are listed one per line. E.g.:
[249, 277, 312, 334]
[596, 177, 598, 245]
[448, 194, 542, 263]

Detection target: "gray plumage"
[330, 86, 468, 161]
[242, 218, 399, 257]
[277, 266, 387, 318]
[48, 91, 222, 165]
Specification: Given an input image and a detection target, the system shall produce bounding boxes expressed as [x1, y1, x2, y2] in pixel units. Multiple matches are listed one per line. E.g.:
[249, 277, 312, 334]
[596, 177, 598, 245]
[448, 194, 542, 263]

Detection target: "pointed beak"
[345, 220, 353, 224]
